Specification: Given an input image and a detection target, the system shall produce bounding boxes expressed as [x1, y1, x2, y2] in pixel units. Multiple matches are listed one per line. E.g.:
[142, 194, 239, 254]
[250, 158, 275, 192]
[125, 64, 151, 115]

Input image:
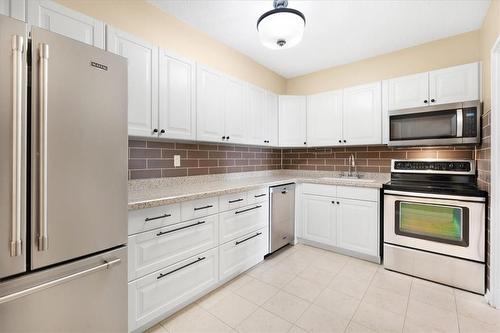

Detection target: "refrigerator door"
[0, 246, 127, 332]
[0, 15, 27, 278]
[30, 27, 128, 269]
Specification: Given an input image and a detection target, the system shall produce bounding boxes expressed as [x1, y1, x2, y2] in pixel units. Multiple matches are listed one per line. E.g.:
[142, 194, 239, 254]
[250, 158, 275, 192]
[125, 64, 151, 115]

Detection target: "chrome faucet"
[347, 154, 356, 177]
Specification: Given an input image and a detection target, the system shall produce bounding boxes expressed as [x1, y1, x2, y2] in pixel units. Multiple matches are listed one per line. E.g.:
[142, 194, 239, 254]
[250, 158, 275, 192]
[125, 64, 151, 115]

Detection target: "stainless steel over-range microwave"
[388, 100, 481, 147]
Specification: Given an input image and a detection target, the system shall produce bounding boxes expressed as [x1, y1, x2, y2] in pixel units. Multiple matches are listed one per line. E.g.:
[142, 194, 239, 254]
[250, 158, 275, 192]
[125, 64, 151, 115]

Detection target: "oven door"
[384, 190, 485, 262]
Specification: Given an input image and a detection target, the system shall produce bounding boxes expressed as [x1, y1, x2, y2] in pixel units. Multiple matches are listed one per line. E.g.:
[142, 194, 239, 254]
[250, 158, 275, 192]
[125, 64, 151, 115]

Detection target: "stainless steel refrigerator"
[0, 14, 128, 332]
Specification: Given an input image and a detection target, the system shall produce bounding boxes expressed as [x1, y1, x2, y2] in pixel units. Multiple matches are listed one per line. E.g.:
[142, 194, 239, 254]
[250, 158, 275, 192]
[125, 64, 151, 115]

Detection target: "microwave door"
[0, 15, 27, 279]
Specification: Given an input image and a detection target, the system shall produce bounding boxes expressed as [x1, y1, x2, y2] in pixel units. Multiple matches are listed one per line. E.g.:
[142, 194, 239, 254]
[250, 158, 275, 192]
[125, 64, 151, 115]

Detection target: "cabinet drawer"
[337, 186, 379, 202]
[219, 192, 248, 212]
[181, 197, 219, 221]
[219, 202, 268, 244]
[128, 204, 181, 235]
[302, 183, 337, 197]
[128, 215, 219, 281]
[247, 188, 269, 205]
[219, 228, 268, 281]
[128, 248, 218, 331]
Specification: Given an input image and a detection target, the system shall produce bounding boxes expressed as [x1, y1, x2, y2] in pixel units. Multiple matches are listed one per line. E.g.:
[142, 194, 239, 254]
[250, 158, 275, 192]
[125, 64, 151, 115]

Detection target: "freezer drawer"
[0, 246, 127, 332]
[128, 215, 219, 280]
[128, 247, 219, 331]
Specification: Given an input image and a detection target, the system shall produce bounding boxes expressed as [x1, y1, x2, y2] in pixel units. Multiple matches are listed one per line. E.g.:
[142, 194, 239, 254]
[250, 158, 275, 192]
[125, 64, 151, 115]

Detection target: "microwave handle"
[456, 109, 463, 137]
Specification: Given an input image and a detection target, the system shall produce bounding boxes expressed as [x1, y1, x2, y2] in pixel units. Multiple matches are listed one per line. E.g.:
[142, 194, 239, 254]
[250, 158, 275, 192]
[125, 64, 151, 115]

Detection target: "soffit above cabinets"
[149, 0, 490, 78]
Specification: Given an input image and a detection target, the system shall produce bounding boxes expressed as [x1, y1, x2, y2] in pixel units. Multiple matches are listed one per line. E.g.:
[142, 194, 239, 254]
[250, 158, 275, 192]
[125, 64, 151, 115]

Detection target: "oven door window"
[395, 201, 469, 246]
[390, 110, 457, 141]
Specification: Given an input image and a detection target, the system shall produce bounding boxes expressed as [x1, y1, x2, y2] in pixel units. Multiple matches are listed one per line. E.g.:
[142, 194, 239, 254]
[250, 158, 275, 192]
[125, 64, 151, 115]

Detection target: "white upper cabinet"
[196, 65, 226, 142]
[107, 27, 159, 137]
[343, 82, 382, 145]
[388, 72, 429, 110]
[265, 92, 279, 146]
[27, 0, 104, 48]
[248, 85, 267, 145]
[224, 77, 248, 144]
[429, 62, 479, 105]
[0, 0, 25, 21]
[158, 49, 196, 141]
[279, 95, 307, 147]
[307, 90, 343, 147]
[387, 62, 480, 111]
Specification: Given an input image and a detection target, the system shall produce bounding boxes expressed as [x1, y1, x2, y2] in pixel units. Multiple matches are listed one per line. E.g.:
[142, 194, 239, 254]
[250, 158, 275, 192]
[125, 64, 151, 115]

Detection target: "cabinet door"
[224, 77, 248, 144]
[158, 49, 196, 140]
[266, 92, 279, 146]
[278, 95, 307, 147]
[387, 72, 429, 110]
[107, 27, 158, 137]
[219, 202, 268, 244]
[128, 248, 218, 331]
[337, 199, 378, 257]
[248, 85, 267, 145]
[196, 65, 226, 142]
[27, 0, 104, 48]
[0, 0, 25, 21]
[302, 195, 336, 246]
[307, 90, 343, 147]
[343, 82, 382, 145]
[429, 62, 479, 105]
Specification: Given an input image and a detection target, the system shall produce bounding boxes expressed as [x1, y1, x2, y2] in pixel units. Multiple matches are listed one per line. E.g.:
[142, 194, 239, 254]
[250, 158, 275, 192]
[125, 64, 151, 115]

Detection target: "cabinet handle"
[145, 213, 171, 222]
[254, 194, 266, 198]
[431, 99, 435, 103]
[235, 205, 262, 214]
[156, 221, 205, 237]
[222, 136, 226, 140]
[157, 257, 206, 280]
[303, 142, 306, 145]
[226, 136, 230, 140]
[343, 140, 346, 143]
[228, 198, 244, 204]
[424, 100, 428, 104]
[160, 129, 165, 134]
[194, 205, 213, 211]
[337, 201, 340, 204]
[235, 232, 262, 246]
[153, 128, 158, 133]
[338, 140, 342, 143]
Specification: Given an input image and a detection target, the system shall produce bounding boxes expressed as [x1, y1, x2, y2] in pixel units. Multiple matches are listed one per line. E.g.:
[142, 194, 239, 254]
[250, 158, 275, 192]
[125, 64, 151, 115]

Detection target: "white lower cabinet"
[128, 215, 219, 280]
[219, 202, 268, 244]
[300, 184, 380, 260]
[302, 195, 337, 246]
[219, 227, 268, 281]
[336, 199, 378, 257]
[128, 248, 219, 331]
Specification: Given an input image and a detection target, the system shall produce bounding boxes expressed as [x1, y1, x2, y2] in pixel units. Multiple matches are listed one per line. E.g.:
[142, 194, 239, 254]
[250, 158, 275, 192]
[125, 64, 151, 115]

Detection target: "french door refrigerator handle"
[0, 258, 121, 305]
[10, 35, 24, 257]
[38, 43, 49, 251]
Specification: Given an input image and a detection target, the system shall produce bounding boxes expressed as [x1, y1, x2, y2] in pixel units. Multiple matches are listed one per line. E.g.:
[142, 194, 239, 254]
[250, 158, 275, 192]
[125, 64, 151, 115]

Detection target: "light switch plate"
[174, 155, 181, 167]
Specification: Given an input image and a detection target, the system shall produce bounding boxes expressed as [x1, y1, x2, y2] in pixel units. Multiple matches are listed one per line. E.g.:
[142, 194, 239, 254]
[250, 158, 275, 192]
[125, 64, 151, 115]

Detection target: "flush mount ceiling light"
[257, 0, 306, 50]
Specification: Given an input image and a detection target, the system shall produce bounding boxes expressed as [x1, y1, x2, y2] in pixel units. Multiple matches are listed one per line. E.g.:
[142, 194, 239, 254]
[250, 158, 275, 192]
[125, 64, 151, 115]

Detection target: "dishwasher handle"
[270, 183, 296, 195]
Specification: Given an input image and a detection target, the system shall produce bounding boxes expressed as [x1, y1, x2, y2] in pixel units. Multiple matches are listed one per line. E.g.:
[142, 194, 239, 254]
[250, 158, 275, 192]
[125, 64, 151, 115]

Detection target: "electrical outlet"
[174, 155, 181, 167]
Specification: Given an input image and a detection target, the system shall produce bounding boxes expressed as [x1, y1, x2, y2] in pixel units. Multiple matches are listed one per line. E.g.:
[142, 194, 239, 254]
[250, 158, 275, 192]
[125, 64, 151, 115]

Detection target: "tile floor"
[146, 244, 500, 333]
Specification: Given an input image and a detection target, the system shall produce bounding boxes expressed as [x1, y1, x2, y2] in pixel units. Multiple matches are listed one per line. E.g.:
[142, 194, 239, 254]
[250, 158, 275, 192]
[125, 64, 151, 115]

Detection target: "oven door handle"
[384, 190, 486, 203]
[456, 108, 463, 137]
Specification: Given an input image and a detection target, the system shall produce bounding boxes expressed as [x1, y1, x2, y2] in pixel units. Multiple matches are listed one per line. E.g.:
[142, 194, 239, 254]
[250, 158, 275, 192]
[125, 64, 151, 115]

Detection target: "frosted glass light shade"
[257, 8, 305, 50]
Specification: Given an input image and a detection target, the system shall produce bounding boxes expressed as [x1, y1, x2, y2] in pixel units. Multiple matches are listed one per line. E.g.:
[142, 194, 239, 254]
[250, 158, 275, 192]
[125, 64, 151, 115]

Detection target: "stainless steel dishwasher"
[269, 183, 296, 253]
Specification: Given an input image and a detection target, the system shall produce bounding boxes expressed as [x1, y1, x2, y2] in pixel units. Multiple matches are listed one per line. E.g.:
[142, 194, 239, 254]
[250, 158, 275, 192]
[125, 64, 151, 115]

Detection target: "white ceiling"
[149, 0, 490, 78]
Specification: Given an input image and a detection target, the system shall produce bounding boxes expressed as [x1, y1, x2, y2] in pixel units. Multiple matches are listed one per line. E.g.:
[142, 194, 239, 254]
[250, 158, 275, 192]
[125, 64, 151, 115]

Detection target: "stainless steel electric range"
[383, 159, 487, 294]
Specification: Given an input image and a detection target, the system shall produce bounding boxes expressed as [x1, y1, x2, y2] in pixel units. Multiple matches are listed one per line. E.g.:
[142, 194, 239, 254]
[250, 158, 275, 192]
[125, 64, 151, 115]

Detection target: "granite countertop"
[128, 170, 390, 210]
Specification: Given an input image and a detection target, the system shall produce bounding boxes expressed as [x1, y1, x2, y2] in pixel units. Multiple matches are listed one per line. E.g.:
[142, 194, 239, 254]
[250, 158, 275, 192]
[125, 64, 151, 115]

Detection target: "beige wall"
[55, 0, 286, 94]
[480, 0, 500, 113]
[286, 31, 480, 95]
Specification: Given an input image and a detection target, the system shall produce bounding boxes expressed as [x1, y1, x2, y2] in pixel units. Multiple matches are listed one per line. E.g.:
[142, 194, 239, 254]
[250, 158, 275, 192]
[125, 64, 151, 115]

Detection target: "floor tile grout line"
[401, 278, 414, 333]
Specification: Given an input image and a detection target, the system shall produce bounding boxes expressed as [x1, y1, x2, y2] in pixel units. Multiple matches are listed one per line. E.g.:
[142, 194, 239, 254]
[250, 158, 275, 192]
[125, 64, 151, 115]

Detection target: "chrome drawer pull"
[156, 221, 205, 237]
[157, 256, 206, 280]
[228, 198, 244, 204]
[194, 205, 213, 211]
[235, 232, 262, 246]
[144, 213, 171, 222]
[235, 205, 262, 215]
[254, 194, 266, 198]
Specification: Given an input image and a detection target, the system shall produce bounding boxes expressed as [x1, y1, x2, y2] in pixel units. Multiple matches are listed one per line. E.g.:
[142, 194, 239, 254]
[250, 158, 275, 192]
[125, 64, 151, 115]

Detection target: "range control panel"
[391, 160, 475, 174]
